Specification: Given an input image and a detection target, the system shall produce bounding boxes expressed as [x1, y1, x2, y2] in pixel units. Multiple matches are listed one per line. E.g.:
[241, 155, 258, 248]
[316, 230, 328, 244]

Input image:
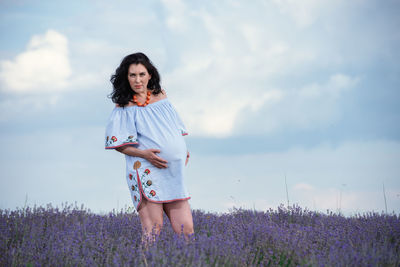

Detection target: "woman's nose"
[135, 76, 141, 83]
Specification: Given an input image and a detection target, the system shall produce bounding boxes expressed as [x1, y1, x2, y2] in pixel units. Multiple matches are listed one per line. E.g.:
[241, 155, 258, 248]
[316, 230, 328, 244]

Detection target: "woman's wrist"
[116, 146, 145, 158]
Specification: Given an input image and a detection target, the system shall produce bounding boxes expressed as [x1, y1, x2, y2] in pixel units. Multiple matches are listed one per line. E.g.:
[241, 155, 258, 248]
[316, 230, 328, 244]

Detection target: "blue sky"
[0, 0, 399, 215]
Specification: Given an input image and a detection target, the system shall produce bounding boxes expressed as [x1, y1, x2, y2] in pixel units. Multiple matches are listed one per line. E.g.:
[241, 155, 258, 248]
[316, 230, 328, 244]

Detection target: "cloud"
[299, 74, 359, 99]
[161, 0, 189, 32]
[0, 30, 71, 93]
[233, 73, 359, 135]
[271, 0, 341, 28]
[161, 6, 296, 137]
[159, 1, 370, 138]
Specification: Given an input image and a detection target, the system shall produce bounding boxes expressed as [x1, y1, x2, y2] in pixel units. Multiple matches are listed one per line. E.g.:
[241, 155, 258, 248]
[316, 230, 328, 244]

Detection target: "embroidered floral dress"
[105, 98, 190, 211]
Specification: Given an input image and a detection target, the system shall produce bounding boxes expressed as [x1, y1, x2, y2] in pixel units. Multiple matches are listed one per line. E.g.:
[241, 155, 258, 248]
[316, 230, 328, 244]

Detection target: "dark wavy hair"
[109, 52, 162, 107]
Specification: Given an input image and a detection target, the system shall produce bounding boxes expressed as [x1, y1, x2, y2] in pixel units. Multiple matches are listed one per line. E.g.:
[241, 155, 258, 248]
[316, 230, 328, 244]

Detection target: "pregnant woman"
[105, 52, 194, 244]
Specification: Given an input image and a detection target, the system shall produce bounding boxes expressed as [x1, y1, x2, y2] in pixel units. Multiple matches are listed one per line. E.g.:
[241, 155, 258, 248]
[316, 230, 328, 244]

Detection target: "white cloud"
[160, 0, 189, 32]
[233, 73, 359, 135]
[162, 7, 297, 137]
[0, 30, 71, 93]
[159, 1, 365, 137]
[299, 74, 358, 99]
[271, 0, 340, 28]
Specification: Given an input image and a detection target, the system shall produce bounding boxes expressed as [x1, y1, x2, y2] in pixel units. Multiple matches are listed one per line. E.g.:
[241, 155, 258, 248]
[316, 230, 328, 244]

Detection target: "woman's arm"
[116, 146, 168, 168]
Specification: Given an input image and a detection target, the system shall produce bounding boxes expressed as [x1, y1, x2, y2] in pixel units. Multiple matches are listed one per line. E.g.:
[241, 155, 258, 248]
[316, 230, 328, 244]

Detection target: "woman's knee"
[172, 219, 194, 235]
[183, 220, 194, 234]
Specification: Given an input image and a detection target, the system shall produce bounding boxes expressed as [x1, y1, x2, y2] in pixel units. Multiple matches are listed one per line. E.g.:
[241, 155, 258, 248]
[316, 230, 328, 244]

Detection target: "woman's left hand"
[185, 151, 190, 166]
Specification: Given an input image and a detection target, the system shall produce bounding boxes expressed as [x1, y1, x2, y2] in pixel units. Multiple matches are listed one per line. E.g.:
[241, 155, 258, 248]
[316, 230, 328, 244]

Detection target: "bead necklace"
[133, 91, 151, 107]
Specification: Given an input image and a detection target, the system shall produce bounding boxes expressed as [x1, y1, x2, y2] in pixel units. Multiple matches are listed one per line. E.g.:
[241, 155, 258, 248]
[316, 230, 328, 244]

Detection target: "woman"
[105, 52, 194, 243]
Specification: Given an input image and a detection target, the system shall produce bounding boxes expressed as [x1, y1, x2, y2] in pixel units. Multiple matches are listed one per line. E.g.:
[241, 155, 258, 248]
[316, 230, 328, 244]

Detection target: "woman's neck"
[135, 89, 149, 98]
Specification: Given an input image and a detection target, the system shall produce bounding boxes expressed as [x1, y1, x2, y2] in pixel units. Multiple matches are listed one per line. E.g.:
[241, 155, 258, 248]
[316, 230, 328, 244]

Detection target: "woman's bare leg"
[137, 194, 164, 246]
[163, 200, 194, 241]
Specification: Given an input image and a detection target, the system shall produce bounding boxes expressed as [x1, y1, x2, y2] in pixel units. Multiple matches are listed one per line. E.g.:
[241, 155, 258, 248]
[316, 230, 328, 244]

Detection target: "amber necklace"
[133, 91, 151, 107]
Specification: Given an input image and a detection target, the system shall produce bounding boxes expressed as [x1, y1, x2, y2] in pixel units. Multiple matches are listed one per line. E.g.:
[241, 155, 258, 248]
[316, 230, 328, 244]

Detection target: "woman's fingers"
[146, 149, 167, 162]
[155, 158, 168, 168]
[155, 162, 168, 168]
[151, 158, 167, 168]
[154, 154, 168, 164]
[144, 149, 168, 168]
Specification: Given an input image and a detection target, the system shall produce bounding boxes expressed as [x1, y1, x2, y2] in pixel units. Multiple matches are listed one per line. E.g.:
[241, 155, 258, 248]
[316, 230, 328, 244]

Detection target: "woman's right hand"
[142, 149, 168, 168]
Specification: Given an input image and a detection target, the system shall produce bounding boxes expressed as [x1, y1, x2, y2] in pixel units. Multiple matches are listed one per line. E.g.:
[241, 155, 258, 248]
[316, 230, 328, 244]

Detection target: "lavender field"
[1, 203, 399, 266]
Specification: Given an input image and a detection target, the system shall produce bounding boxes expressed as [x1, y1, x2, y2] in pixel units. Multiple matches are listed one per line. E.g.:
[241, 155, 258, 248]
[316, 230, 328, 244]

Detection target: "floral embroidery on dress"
[105, 135, 137, 148]
[139, 171, 151, 187]
[105, 136, 116, 147]
[135, 166, 157, 199]
[181, 129, 188, 136]
[132, 162, 156, 199]
[123, 135, 138, 144]
[134, 195, 137, 201]
[131, 185, 136, 191]
[129, 173, 133, 180]
[133, 161, 141, 170]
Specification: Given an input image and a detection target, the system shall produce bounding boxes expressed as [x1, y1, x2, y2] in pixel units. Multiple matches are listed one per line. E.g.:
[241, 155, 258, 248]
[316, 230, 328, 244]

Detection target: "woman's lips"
[134, 85, 142, 88]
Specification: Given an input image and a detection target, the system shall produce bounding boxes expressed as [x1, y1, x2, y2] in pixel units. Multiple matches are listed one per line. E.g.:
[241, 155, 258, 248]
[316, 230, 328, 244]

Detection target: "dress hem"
[143, 196, 191, 204]
[135, 169, 190, 210]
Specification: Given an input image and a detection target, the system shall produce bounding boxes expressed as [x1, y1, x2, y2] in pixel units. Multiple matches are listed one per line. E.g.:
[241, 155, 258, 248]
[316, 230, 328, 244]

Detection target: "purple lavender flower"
[0, 203, 399, 266]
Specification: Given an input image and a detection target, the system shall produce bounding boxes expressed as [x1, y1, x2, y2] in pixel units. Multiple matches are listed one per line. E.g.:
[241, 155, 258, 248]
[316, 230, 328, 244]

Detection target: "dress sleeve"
[105, 107, 139, 149]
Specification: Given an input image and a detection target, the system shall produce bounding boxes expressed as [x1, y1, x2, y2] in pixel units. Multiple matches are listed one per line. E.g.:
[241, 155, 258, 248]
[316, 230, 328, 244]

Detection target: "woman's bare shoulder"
[156, 89, 168, 100]
[162, 89, 168, 98]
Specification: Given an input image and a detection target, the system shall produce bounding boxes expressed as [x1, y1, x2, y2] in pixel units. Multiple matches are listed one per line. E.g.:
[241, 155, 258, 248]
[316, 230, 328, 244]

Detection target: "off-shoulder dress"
[105, 98, 190, 211]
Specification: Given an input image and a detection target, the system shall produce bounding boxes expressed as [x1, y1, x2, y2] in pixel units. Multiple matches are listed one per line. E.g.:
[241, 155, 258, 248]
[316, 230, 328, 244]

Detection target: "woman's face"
[127, 63, 152, 94]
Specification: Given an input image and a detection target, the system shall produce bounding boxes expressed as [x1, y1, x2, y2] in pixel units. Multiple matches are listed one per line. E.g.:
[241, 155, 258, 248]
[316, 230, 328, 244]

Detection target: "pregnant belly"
[156, 136, 187, 162]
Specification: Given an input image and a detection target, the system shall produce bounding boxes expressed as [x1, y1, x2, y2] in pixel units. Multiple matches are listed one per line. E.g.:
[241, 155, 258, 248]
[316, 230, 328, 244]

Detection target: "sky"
[0, 0, 399, 216]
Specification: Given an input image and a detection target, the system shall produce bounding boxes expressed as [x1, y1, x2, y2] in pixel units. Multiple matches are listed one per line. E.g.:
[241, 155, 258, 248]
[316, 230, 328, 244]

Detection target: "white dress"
[105, 98, 190, 211]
